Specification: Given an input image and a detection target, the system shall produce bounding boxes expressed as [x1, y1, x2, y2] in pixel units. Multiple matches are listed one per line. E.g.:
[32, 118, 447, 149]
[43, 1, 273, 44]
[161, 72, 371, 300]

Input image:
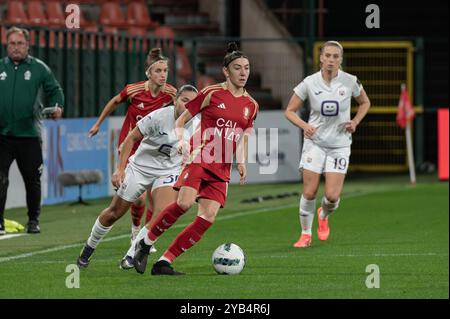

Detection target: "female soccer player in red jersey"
[88, 48, 177, 242]
[133, 42, 259, 275]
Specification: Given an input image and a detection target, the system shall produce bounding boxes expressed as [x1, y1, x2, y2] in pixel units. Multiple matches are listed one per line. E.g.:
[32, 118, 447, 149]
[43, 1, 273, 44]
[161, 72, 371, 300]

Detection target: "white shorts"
[116, 165, 180, 202]
[299, 139, 351, 174]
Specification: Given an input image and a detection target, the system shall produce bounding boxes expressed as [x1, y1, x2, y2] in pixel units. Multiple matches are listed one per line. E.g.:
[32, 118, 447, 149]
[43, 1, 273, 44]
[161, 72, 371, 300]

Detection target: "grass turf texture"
[0, 174, 448, 298]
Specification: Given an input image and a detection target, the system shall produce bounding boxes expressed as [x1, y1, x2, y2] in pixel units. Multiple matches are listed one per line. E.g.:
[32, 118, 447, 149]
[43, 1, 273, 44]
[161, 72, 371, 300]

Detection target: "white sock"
[320, 197, 340, 220]
[87, 218, 113, 249]
[126, 226, 148, 257]
[158, 256, 171, 263]
[299, 195, 316, 235]
[144, 232, 155, 246]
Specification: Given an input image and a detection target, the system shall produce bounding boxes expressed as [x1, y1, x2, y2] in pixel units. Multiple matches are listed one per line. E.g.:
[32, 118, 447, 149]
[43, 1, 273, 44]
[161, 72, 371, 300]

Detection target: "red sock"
[145, 207, 153, 224]
[147, 202, 185, 241]
[130, 204, 145, 227]
[162, 216, 212, 262]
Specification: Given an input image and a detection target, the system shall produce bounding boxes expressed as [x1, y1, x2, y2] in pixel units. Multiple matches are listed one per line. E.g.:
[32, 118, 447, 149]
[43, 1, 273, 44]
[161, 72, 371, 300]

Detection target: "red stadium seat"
[153, 25, 175, 50]
[46, 1, 66, 48]
[99, 1, 127, 28]
[127, 1, 159, 30]
[5, 0, 29, 25]
[175, 44, 193, 87]
[27, 0, 48, 26]
[46, 1, 65, 27]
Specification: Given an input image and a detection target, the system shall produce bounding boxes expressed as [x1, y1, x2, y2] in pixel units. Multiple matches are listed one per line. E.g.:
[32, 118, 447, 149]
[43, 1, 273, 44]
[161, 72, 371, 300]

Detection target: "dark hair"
[146, 48, 168, 70]
[223, 42, 248, 67]
[176, 84, 198, 98]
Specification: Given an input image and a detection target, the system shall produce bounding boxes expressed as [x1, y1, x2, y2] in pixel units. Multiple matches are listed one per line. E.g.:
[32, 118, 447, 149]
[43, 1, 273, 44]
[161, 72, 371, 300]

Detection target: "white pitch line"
[0, 234, 27, 241]
[0, 204, 297, 264]
[0, 186, 423, 264]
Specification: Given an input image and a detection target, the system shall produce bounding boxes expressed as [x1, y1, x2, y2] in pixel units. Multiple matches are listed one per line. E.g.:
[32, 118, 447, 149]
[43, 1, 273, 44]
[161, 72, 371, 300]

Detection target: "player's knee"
[198, 212, 216, 224]
[133, 196, 145, 208]
[302, 191, 317, 201]
[324, 192, 340, 204]
[176, 197, 195, 211]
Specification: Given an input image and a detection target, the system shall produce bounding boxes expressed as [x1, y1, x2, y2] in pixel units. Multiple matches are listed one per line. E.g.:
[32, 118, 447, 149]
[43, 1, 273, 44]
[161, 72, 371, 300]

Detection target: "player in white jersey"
[285, 41, 371, 248]
[76, 85, 199, 268]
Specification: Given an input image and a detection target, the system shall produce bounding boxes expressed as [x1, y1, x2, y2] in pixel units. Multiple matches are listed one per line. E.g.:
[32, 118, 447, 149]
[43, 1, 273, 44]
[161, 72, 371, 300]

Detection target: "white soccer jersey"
[128, 105, 200, 174]
[293, 70, 363, 148]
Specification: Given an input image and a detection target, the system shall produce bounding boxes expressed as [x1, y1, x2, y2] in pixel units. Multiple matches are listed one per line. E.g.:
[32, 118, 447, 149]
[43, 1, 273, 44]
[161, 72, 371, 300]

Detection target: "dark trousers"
[0, 135, 43, 225]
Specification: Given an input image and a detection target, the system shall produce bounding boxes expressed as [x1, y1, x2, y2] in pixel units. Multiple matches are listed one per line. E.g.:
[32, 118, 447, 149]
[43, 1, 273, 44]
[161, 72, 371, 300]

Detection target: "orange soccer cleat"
[293, 234, 312, 248]
[317, 208, 330, 241]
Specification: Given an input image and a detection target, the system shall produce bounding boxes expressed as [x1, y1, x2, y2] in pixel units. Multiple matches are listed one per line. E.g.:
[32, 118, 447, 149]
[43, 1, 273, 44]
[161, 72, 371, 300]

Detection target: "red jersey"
[118, 81, 175, 153]
[186, 83, 259, 182]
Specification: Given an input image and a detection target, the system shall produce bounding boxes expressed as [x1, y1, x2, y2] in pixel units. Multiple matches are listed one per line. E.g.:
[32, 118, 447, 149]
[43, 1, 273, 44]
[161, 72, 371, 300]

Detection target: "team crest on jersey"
[306, 157, 312, 163]
[24, 70, 31, 80]
[0, 71, 7, 80]
[243, 107, 250, 120]
[338, 88, 346, 96]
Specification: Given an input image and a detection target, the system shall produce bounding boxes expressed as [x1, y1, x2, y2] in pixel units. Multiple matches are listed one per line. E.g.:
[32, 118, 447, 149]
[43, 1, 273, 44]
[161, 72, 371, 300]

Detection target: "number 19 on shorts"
[333, 158, 347, 170]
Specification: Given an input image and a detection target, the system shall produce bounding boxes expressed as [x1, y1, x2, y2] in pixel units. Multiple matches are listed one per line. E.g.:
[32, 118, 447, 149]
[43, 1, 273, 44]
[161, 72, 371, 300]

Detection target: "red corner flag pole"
[396, 84, 417, 185]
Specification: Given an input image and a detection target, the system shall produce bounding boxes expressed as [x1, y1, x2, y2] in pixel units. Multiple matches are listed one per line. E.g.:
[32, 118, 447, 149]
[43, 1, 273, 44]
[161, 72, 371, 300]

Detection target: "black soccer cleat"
[0, 222, 5, 236]
[151, 260, 185, 276]
[26, 221, 40, 234]
[77, 243, 95, 269]
[133, 239, 152, 274]
[119, 255, 134, 270]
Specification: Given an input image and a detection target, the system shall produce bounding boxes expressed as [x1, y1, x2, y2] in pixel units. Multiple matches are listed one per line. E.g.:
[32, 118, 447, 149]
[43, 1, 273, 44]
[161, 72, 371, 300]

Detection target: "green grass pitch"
[0, 174, 448, 298]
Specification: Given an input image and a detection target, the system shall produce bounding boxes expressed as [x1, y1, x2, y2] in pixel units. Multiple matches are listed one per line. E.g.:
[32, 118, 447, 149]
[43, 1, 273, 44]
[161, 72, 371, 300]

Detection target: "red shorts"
[174, 164, 229, 208]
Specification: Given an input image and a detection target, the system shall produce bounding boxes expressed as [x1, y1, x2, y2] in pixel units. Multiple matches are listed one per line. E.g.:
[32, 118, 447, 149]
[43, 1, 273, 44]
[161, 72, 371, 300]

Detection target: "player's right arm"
[111, 126, 143, 188]
[89, 93, 124, 137]
[284, 93, 316, 139]
[175, 110, 193, 157]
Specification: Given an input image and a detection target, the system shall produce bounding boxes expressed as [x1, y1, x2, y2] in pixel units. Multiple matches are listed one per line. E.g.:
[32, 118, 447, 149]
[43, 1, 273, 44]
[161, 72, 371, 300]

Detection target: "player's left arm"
[346, 89, 371, 133]
[236, 134, 249, 185]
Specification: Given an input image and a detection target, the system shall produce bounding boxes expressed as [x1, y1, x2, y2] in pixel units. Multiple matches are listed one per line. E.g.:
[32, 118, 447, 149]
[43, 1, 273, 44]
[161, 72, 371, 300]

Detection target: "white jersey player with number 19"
[285, 41, 371, 248]
[76, 85, 200, 269]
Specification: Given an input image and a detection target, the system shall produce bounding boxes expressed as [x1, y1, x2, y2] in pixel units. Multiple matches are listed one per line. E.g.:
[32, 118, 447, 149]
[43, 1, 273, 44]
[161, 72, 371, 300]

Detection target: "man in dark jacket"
[0, 27, 65, 235]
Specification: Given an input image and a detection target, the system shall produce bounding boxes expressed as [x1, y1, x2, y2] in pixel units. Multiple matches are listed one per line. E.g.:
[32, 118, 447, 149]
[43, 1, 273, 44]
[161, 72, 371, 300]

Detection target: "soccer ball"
[212, 243, 246, 275]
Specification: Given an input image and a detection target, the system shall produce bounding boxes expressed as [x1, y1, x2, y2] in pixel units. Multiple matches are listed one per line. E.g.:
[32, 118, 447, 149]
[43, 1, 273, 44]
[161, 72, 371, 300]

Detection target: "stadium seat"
[58, 170, 103, 205]
[46, 1, 66, 48]
[153, 25, 175, 50]
[127, 0, 159, 30]
[46, 1, 65, 27]
[27, 0, 48, 26]
[175, 43, 193, 87]
[99, 1, 127, 28]
[4, 0, 29, 25]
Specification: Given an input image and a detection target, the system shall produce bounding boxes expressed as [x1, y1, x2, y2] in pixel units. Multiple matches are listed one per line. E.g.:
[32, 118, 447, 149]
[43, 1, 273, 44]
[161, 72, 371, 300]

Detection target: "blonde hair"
[6, 26, 29, 43]
[319, 40, 344, 70]
[320, 40, 344, 56]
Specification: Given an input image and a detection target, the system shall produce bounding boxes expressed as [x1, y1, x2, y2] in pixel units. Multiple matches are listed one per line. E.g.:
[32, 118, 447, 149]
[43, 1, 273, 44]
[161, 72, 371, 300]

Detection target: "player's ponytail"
[223, 42, 248, 67]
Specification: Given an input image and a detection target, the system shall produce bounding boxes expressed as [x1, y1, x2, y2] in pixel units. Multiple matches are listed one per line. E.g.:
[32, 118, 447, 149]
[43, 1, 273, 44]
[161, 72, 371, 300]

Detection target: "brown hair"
[145, 48, 168, 69]
[6, 26, 29, 43]
[223, 42, 248, 67]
